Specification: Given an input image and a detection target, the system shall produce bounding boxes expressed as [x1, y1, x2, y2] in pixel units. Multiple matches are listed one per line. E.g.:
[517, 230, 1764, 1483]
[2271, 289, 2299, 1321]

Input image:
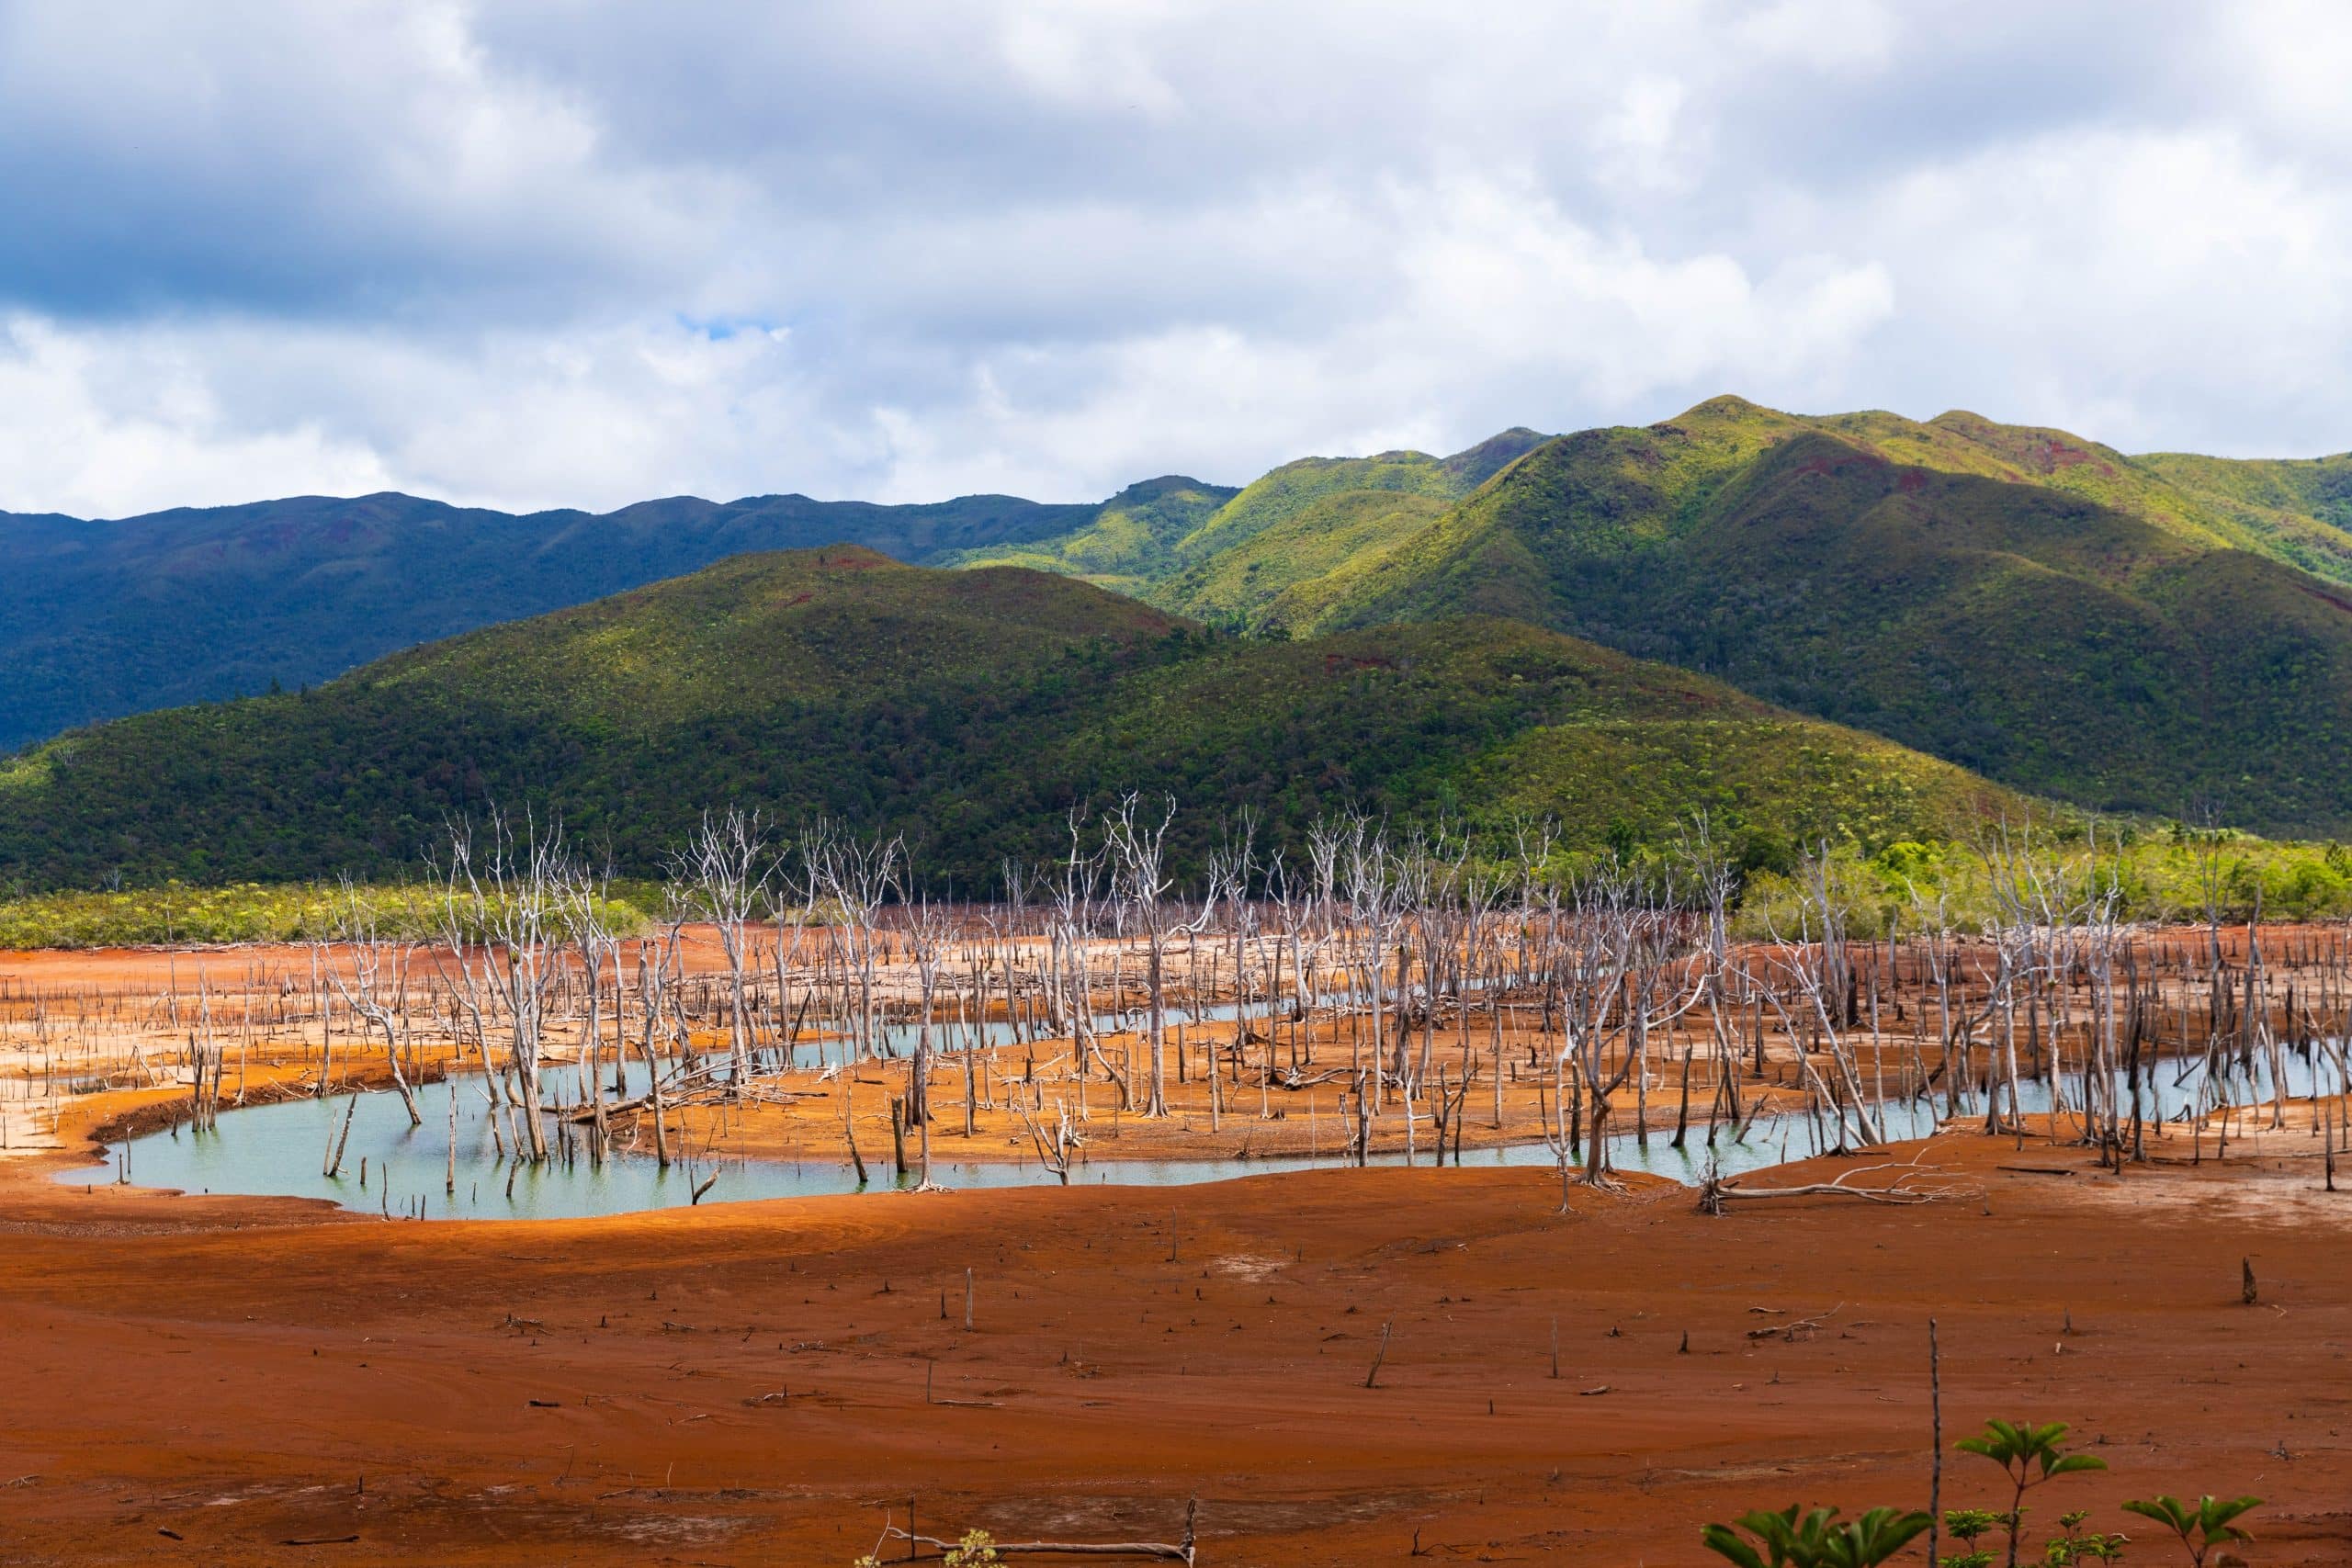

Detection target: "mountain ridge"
[0, 547, 2018, 889]
[0, 483, 1137, 750]
[933, 397, 2352, 834]
[12, 399, 2352, 839]
[1263, 408, 2352, 831]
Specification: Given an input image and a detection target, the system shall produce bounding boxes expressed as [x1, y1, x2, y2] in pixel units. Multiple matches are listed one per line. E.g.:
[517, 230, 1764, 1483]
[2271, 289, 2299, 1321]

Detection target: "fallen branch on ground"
[1745, 1302, 1845, 1341]
[1699, 1157, 1954, 1214]
[867, 1497, 1197, 1562]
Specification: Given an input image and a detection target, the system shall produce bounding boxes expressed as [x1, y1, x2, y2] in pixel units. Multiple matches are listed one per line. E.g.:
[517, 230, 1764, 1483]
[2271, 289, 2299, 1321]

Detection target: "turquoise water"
[56, 1043, 2332, 1221]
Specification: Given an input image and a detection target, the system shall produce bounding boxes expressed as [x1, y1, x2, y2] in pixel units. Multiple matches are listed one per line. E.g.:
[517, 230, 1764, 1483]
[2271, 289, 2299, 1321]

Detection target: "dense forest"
[987, 398, 2352, 834]
[0, 485, 1130, 749]
[11, 398, 2352, 887]
[0, 547, 2011, 889]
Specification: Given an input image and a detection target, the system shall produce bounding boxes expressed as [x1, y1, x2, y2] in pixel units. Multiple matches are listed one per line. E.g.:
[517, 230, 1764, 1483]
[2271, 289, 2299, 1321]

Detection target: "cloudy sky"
[3, 0, 2348, 517]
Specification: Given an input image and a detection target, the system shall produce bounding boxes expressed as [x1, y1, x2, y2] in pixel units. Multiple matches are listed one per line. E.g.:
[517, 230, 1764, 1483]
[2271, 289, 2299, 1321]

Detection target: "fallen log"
[873, 1498, 1197, 1563]
[1699, 1158, 1950, 1214]
[1703, 1179, 1934, 1207]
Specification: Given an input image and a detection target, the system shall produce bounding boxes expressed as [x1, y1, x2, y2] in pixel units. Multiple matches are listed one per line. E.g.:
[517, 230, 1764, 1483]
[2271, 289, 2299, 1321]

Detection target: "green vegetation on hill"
[2132, 446, 2352, 583]
[1097, 398, 2352, 836]
[0, 481, 1194, 751]
[1157, 489, 1453, 626]
[15, 399, 2350, 855]
[0, 881, 660, 950]
[0, 548, 2016, 891]
[952, 428, 1548, 624]
[934, 476, 1238, 594]
[1165, 447, 1462, 559]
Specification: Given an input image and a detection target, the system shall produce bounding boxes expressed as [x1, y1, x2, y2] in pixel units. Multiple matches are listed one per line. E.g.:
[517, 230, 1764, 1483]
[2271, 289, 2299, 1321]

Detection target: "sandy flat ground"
[5, 928, 2350, 1564]
[3, 1090, 2349, 1566]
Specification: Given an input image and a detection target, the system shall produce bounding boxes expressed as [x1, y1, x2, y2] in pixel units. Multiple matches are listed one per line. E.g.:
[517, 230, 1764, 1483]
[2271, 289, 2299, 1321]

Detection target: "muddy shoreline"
[5, 1105, 2350, 1565]
[6, 929, 2351, 1563]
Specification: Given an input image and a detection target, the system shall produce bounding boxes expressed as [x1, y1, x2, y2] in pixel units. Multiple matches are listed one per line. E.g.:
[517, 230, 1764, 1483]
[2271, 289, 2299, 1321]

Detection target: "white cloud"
[0, 317, 397, 517]
[0, 313, 845, 516]
[1872, 126, 2352, 452]
[995, 3, 1187, 120]
[2, 0, 2350, 517]
[1735, 0, 1899, 74]
[2214, 0, 2352, 161]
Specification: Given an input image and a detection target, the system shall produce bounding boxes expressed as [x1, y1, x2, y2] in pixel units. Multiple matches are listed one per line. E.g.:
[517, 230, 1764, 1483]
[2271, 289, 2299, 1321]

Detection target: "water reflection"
[57, 1044, 2333, 1221]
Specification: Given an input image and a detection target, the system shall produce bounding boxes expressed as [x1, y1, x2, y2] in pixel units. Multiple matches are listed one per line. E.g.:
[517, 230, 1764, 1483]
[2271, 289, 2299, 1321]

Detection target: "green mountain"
[2131, 447, 2352, 581]
[13, 401, 2345, 846]
[0, 548, 2014, 889]
[949, 428, 1547, 621]
[927, 475, 1239, 596]
[0, 485, 1169, 752]
[1077, 399, 2352, 835]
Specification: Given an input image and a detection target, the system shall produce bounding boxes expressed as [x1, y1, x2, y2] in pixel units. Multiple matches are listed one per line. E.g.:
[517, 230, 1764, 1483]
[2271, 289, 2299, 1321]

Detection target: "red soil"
[2, 1118, 2348, 1565]
[5, 928, 2349, 1563]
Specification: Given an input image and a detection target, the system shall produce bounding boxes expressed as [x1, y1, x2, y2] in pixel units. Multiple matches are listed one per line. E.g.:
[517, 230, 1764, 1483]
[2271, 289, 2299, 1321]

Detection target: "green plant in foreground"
[2121, 1495, 2259, 1566]
[2041, 1509, 2128, 1563]
[1957, 1420, 2109, 1568]
[1942, 1505, 2007, 1567]
[1702, 1504, 1934, 1568]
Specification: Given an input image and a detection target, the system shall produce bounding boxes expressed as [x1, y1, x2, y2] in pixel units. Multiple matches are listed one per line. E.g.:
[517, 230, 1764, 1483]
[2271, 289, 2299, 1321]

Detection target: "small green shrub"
[1955, 1419, 2108, 1568]
[1702, 1504, 1933, 1568]
[2121, 1495, 2260, 1566]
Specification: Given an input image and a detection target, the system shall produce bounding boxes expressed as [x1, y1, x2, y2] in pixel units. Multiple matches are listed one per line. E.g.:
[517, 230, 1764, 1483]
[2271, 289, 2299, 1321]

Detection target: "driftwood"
[1699, 1158, 1951, 1214]
[870, 1496, 1197, 1562]
[1745, 1303, 1845, 1342]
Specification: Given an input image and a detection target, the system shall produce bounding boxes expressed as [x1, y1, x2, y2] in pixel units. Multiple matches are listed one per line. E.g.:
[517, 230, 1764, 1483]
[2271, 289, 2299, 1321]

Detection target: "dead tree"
[1546, 863, 1701, 1198]
[804, 820, 904, 1062]
[1017, 1095, 1078, 1184]
[678, 807, 775, 1087]
[1698, 1155, 1954, 1213]
[901, 893, 957, 1188]
[319, 879, 424, 1127]
[633, 907, 689, 1168]
[1340, 814, 1403, 1109]
[1049, 812, 1128, 1107]
[1754, 848, 1887, 1152]
[429, 810, 571, 1163]
[1105, 793, 1180, 1117]
[560, 855, 628, 1161]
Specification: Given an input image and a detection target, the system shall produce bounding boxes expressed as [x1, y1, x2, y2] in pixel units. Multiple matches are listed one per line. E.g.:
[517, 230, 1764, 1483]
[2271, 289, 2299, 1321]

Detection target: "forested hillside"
[1007, 398, 2352, 834]
[0, 486, 1116, 750]
[13, 398, 2352, 842]
[948, 428, 1546, 618]
[0, 548, 2014, 888]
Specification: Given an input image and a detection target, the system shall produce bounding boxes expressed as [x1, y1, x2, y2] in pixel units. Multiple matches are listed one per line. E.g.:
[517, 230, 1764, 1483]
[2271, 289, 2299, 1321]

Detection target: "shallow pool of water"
[55, 1046, 2331, 1221]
